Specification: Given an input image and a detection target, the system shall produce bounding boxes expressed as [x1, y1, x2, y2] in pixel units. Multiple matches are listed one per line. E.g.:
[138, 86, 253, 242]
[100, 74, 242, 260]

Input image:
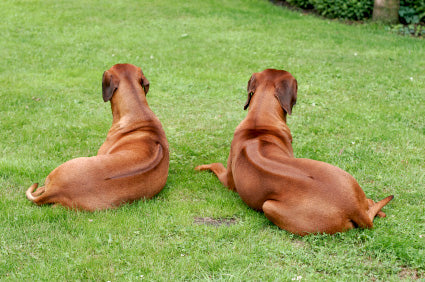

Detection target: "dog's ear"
[140, 71, 150, 95]
[244, 74, 256, 110]
[102, 71, 120, 102]
[275, 78, 297, 115]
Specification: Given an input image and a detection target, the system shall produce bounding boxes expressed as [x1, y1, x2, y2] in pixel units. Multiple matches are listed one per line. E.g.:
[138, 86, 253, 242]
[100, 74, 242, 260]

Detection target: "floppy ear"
[275, 78, 297, 115]
[102, 71, 120, 102]
[140, 71, 150, 95]
[244, 74, 256, 110]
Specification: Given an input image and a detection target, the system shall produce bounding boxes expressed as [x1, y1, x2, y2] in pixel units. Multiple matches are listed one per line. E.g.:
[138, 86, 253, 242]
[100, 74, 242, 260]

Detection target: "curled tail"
[367, 195, 394, 220]
[26, 183, 39, 201]
[26, 183, 47, 204]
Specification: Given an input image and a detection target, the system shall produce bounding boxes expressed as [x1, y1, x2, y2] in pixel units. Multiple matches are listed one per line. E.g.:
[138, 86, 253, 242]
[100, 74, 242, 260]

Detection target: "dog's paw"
[195, 165, 210, 171]
[377, 211, 386, 218]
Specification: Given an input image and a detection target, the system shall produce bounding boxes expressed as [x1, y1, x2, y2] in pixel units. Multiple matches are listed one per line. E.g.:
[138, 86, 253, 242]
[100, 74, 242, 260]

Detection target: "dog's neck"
[109, 81, 153, 127]
[240, 88, 293, 156]
[246, 88, 288, 127]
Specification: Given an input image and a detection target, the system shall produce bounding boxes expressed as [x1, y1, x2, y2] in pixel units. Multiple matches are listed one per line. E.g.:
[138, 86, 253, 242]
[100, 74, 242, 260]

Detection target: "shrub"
[286, 0, 314, 9]
[389, 22, 425, 35]
[399, 0, 425, 23]
[284, 0, 425, 24]
[311, 0, 374, 21]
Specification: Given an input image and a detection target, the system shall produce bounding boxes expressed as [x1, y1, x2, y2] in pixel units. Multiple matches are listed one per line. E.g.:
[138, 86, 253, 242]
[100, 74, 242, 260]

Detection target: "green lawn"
[1, 0, 424, 280]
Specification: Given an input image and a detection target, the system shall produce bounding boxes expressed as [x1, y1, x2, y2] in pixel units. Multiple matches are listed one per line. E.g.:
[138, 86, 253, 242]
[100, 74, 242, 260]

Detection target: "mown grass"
[1, 0, 424, 280]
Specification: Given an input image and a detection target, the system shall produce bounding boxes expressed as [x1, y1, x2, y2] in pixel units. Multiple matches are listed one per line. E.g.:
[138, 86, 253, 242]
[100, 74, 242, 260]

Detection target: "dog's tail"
[26, 183, 45, 202]
[367, 195, 394, 220]
[26, 183, 39, 201]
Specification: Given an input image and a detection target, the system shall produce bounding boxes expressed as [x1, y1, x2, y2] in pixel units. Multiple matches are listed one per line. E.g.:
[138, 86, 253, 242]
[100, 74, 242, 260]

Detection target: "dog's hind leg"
[195, 163, 228, 187]
[262, 199, 357, 236]
[262, 199, 318, 236]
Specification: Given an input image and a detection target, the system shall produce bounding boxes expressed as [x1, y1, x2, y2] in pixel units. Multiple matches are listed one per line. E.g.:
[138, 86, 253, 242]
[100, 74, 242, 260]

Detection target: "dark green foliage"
[312, 0, 373, 20]
[286, 0, 425, 23]
[286, 0, 314, 9]
[399, 0, 425, 23]
[388, 22, 425, 35]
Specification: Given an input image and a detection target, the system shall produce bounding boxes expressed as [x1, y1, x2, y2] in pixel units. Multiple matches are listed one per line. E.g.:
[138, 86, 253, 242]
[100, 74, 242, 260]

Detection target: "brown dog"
[195, 69, 393, 236]
[26, 64, 169, 211]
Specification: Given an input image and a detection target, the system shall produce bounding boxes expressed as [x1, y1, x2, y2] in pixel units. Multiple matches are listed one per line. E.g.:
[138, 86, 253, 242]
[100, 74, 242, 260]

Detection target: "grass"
[1, 0, 424, 280]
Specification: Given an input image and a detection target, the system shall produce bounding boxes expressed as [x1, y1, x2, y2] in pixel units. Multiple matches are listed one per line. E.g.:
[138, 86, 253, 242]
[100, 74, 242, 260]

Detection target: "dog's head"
[244, 69, 297, 115]
[102, 64, 150, 102]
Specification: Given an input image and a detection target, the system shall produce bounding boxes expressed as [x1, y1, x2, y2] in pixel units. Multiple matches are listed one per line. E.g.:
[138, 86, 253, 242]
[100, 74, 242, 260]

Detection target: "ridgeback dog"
[26, 64, 169, 211]
[195, 69, 393, 236]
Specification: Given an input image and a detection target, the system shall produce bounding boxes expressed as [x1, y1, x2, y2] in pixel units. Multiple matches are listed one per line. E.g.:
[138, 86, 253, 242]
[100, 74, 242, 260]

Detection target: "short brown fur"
[196, 69, 393, 236]
[26, 64, 169, 211]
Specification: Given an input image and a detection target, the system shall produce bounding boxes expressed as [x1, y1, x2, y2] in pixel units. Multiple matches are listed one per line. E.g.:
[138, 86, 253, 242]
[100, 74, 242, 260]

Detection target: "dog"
[26, 64, 169, 211]
[195, 69, 393, 236]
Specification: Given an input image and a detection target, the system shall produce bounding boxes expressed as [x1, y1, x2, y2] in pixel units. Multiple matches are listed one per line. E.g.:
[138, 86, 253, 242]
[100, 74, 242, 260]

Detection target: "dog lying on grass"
[196, 69, 393, 236]
[26, 64, 169, 211]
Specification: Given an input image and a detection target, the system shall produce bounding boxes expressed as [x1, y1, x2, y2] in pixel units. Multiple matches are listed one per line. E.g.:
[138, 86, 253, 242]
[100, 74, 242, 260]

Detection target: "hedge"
[284, 0, 425, 23]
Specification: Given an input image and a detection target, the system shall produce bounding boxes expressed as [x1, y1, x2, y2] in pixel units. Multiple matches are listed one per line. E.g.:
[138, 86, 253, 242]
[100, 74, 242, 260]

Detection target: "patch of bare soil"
[194, 217, 237, 227]
[398, 267, 423, 280]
